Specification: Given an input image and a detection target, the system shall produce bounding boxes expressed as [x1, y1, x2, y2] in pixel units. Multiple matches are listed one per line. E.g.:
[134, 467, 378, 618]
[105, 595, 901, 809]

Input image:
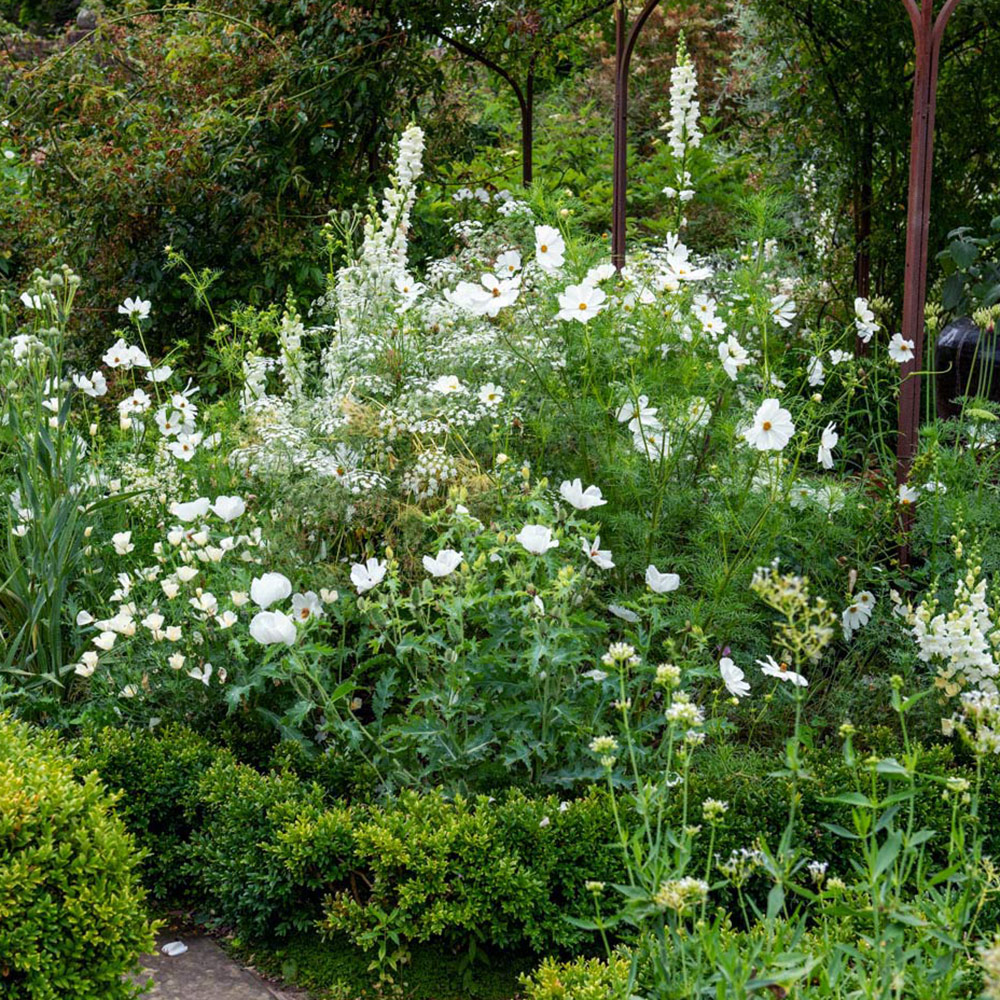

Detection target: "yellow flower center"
[762, 420, 772, 431]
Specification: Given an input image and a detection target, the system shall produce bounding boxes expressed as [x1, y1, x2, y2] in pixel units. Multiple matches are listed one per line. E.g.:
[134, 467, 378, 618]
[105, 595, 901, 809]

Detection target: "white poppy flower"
[291, 591, 324, 621]
[646, 565, 680, 593]
[211, 495, 246, 522]
[188, 662, 213, 686]
[215, 610, 238, 629]
[516, 524, 559, 555]
[351, 557, 387, 594]
[111, 531, 134, 555]
[719, 657, 750, 699]
[559, 478, 607, 510]
[249, 609, 297, 645]
[170, 497, 211, 523]
[422, 549, 463, 578]
[582, 536, 614, 570]
[250, 572, 292, 609]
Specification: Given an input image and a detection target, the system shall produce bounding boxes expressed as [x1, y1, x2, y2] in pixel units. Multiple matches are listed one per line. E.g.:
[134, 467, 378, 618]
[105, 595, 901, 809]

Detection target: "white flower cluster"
[909, 561, 1000, 695]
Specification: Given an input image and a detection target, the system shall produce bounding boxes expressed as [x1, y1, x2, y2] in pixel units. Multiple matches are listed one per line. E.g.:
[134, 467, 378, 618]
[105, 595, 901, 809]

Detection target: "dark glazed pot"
[935, 316, 1000, 419]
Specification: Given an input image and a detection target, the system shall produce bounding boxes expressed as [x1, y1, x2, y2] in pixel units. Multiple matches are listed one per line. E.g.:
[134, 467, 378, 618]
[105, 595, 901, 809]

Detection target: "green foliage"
[519, 954, 632, 1000]
[320, 788, 621, 966]
[0, 713, 156, 1000]
[73, 723, 225, 903]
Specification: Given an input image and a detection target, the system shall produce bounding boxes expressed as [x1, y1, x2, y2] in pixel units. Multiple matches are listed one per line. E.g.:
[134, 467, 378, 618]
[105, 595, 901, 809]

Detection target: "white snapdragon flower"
[250, 572, 292, 609]
[559, 478, 607, 510]
[516, 524, 559, 555]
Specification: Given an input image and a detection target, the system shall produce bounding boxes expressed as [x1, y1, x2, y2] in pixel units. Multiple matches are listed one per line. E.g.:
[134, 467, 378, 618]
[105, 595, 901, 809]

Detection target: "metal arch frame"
[611, 0, 661, 271]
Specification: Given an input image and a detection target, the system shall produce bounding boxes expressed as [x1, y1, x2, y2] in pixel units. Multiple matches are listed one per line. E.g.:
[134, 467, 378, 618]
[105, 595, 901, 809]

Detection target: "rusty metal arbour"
[896, 0, 963, 488]
[611, 0, 661, 271]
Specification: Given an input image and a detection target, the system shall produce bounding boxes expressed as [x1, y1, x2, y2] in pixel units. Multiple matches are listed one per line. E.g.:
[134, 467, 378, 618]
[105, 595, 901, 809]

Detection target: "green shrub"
[321, 789, 623, 962]
[0, 714, 156, 1000]
[191, 757, 353, 939]
[74, 723, 229, 903]
[519, 955, 632, 1000]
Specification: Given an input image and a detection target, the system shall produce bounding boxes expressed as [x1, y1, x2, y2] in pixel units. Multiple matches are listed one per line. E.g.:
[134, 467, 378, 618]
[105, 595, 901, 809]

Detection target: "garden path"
[135, 936, 308, 1000]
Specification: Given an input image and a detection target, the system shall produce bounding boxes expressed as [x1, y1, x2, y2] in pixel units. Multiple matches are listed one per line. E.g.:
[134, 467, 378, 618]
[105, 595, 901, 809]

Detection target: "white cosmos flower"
[118, 296, 151, 321]
[559, 478, 607, 510]
[829, 349, 852, 365]
[155, 408, 189, 437]
[495, 249, 522, 276]
[770, 294, 796, 328]
[582, 536, 614, 570]
[898, 484, 919, 506]
[73, 370, 108, 397]
[534, 225, 566, 272]
[743, 398, 795, 452]
[147, 365, 173, 383]
[516, 524, 559, 555]
[478, 383, 504, 406]
[817, 422, 838, 470]
[757, 654, 808, 687]
[718, 335, 749, 381]
[608, 604, 640, 623]
[617, 394, 658, 427]
[291, 591, 324, 621]
[111, 531, 134, 555]
[168, 431, 201, 462]
[646, 565, 680, 593]
[422, 548, 463, 578]
[170, 497, 211, 523]
[250, 572, 292, 609]
[249, 610, 297, 645]
[211, 495, 246, 522]
[854, 297, 878, 342]
[888, 333, 915, 364]
[430, 374, 465, 394]
[556, 282, 606, 324]
[719, 657, 750, 699]
[842, 591, 875, 639]
[583, 263, 616, 286]
[351, 557, 387, 594]
[102, 338, 138, 369]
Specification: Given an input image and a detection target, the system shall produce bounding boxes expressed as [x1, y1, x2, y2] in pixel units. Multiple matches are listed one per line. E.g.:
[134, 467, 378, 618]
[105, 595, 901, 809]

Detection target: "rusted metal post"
[896, 0, 962, 565]
[611, 0, 661, 271]
[896, 0, 962, 482]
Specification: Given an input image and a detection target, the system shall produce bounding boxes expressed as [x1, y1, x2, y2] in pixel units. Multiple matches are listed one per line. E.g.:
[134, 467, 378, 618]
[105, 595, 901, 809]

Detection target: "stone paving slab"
[135, 936, 307, 1000]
